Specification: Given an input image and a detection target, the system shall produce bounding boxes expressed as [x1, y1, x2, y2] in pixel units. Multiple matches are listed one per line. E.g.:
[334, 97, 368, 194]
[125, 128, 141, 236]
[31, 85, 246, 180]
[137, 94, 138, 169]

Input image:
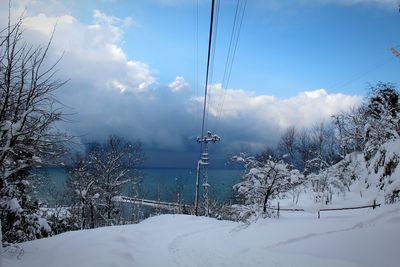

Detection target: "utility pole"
[194, 0, 218, 216]
[195, 132, 220, 216]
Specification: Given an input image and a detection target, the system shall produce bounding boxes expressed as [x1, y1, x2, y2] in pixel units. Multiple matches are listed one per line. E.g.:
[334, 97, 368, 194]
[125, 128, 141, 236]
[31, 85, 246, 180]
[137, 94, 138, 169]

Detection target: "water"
[139, 168, 243, 204]
[35, 167, 243, 205]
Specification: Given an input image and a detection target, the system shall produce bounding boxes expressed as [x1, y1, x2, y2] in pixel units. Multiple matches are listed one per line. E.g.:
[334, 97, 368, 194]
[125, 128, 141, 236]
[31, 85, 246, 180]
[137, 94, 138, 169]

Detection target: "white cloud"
[11, 0, 71, 16]
[256, 0, 398, 9]
[318, 0, 398, 7]
[153, 0, 207, 6]
[190, 84, 361, 130]
[0, 7, 155, 94]
[23, 14, 76, 36]
[0, 1, 365, 156]
[155, 0, 398, 8]
[92, 9, 134, 28]
[168, 76, 189, 92]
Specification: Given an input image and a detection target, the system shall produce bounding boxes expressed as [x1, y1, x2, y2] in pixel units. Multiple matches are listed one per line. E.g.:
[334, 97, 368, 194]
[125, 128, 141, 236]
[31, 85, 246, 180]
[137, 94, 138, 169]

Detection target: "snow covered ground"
[4, 203, 400, 267]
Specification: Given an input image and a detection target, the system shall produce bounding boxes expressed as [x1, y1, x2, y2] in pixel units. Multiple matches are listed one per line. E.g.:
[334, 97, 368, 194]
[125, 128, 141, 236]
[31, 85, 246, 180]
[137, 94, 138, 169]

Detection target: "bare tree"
[278, 126, 297, 166]
[0, 13, 68, 243]
[256, 146, 279, 163]
[306, 122, 340, 173]
[66, 155, 99, 229]
[295, 129, 313, 174]
[68, 136, 144, 227]
[332, 106, 365, 156]
[91, 136, 143, 226]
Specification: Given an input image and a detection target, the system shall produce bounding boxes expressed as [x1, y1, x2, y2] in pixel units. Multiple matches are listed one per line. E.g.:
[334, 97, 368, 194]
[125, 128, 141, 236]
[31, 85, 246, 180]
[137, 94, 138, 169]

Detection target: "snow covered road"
[4, 204, 400, 267]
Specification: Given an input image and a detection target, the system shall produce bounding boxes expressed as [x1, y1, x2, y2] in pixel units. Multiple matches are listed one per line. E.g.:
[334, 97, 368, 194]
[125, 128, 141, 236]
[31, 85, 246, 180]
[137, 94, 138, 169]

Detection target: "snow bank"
[4, 203, 400, 267]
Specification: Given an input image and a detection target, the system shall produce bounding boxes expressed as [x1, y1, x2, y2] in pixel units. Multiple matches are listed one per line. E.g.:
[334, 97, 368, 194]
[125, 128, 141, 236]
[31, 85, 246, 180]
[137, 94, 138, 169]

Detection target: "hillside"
[4, 203, 400, 267]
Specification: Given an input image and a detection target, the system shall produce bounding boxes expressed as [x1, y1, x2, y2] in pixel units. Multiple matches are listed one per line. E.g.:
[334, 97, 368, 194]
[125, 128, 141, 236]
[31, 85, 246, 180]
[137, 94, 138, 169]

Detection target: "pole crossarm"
[197, 131, 221, 144]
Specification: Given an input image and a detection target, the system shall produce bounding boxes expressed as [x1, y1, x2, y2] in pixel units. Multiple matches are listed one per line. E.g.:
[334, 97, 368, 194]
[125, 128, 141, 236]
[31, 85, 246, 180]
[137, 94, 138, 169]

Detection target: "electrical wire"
[205, 0, 220, 133]
[199, 0, 216, 148]
[195, 0, 200, 133]
[213, 0, 247, 131]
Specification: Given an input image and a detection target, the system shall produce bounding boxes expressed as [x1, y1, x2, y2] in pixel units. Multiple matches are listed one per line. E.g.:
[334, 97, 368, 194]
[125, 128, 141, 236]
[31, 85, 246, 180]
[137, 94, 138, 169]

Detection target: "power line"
[195, 0, 247, 216]
[222, 0, 242, 87]
[205, 0, 220, 133]
[214, 0, 247, 130]
[225, 0, 247, 89]
[195, 0, 200, 130]
[200, 0, 216, 142]
[328, 56, 394, 92]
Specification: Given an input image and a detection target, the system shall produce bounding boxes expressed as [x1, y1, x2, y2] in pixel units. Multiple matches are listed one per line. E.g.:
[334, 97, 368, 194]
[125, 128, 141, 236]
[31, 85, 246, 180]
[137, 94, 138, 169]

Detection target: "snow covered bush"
[40, 206, 79, 235]
[306, 158, 358, 204]
[3, 199, 52, 243]
[365, 139, 400, 203]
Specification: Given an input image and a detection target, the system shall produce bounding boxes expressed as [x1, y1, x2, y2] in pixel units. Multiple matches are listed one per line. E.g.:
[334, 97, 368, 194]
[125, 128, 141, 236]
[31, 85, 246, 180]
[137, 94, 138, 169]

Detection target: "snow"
[8, 198, 23, 213]
[37, 218, 51, 233]
[4, 203, 400, 267]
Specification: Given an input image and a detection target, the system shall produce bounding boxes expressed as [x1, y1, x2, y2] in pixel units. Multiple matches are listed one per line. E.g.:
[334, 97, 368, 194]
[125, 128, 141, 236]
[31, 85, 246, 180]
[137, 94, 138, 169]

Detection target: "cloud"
[93, 9, 134, 28]
[2, 6, 155, 95]
[316, 0, 398, 7]
[187, 85, 361, 152]
[152, 0, 207, 6]
[255, 0, 398, 10]
[168, 76, 189, 92]
[0, 2, 363, 164]
[156, 0, 398, 7]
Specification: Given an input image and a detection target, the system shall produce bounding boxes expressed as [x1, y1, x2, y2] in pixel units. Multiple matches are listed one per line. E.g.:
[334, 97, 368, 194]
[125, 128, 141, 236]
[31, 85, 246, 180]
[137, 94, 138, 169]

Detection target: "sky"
[1, 0, 399, 167]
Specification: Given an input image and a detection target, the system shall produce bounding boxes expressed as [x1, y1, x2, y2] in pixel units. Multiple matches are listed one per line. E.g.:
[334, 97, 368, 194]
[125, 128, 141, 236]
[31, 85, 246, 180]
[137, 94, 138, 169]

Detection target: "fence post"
[373, 200, 376, 210]
[318, 210, 320, 219]
[278, 202, 280, 219]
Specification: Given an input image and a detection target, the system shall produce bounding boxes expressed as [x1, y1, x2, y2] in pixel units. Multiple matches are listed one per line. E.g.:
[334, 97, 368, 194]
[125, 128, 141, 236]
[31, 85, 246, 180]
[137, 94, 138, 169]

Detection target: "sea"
[34, 167, 244, 206]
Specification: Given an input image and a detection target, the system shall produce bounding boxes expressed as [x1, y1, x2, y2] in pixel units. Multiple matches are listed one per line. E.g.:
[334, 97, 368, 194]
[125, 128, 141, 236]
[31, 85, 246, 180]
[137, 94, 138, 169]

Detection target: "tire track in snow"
[265, 208, 398, 249]
[168, 225, 232, 267]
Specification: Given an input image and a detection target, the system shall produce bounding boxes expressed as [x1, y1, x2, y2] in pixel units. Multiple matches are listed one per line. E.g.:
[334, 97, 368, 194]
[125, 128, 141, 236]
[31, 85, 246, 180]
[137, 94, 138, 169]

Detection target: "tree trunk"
[263, 189, 271, 213]
[0, 219, 3, 267]
[263, 178, 276, 213]
[81, 198, 86, 230]
[90, 202, 95, 229]
[107, 198, 112, 225]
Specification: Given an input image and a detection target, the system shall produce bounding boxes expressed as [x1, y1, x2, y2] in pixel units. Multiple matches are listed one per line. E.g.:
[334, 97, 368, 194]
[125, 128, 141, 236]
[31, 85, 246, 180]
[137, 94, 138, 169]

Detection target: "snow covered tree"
[232, 154, 303, 214]
[0, 15, 68, 243]
[332, 106, 366, 156]
[330, 82, 400, 201]
[67, 136, 143, 227]
[360, 83, 400, 199]
[66, 155, 100, 229]
[89, 136, 143, 226]
[363, 82, 400, 162]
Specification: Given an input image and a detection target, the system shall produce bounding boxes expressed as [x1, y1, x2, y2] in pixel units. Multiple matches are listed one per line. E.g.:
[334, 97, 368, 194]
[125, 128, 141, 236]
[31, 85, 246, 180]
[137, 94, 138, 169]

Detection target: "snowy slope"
[4, 203, 400, 267]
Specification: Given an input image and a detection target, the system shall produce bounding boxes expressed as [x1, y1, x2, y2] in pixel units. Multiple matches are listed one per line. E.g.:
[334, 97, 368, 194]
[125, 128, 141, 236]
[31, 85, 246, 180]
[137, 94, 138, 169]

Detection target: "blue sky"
[1, 0, 400, 167]
[68, 0, 400, 97]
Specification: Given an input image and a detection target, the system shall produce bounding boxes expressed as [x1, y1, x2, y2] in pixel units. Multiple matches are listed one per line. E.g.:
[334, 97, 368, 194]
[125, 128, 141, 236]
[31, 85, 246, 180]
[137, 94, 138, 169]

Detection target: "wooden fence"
[269, 200, 380, 219]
